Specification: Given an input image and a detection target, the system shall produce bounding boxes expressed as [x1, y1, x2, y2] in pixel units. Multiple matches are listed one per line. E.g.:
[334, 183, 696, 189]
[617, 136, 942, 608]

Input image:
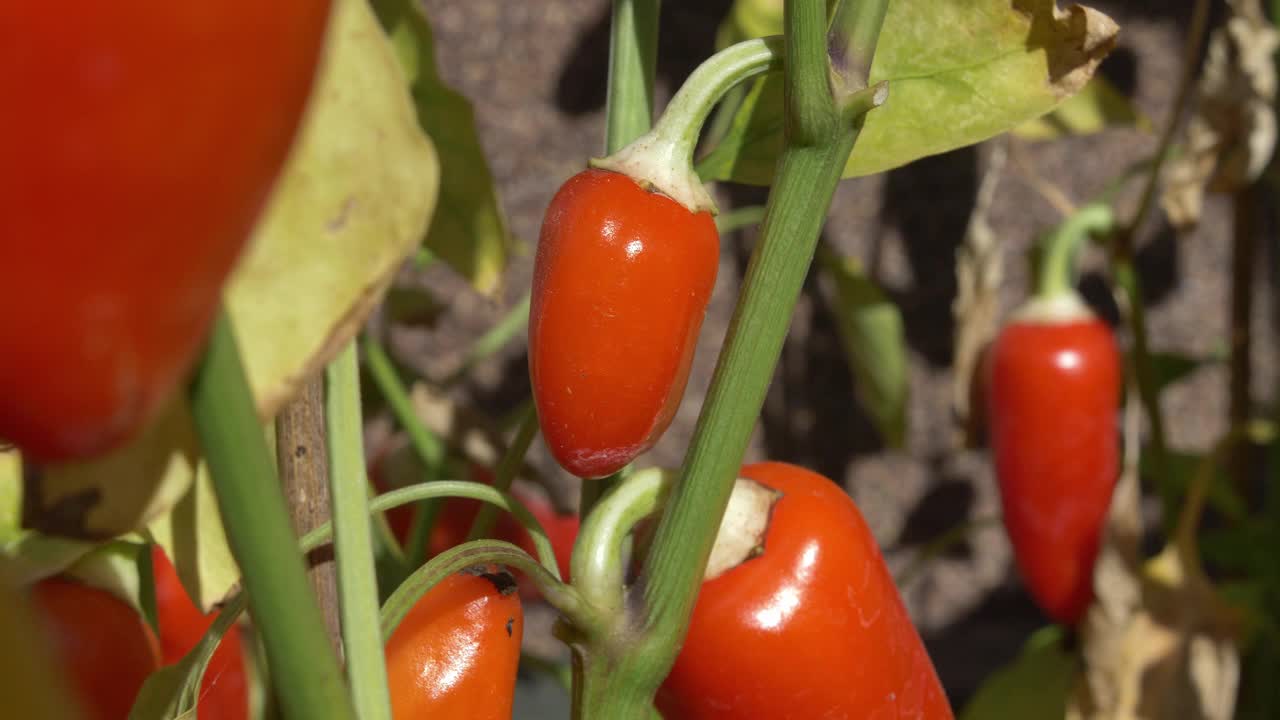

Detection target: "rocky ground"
[387, 1, 1277, 714]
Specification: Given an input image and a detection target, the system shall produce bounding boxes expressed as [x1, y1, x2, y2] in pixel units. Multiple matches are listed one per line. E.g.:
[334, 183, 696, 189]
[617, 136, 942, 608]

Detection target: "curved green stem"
[593, 36, 785, 213]
[190, 310, 354, 720]
[571, 468, 671, 616]
[325, 344, 391, 720]
[466, 405, 539, 540]
[380, 539, 596, 640]
[605, 0, 661, 154]
[1035, 203, 1114, 300]
[302, 481, 560, 580]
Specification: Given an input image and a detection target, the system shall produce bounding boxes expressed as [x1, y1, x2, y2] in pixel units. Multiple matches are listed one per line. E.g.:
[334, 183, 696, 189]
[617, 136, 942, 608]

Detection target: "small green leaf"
[129, 594, 248, 720]
[1012, 74, 1150, 140]
[371, 0, 510, 294]
[699, 0, 1118, 184]
[817, 249, 908, 448]
[961, 626, 1076, 720]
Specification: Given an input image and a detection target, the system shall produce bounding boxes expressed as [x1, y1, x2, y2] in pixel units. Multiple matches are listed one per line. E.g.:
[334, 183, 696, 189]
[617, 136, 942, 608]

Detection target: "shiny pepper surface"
[529, 168, 718, 478]
[0, 2, 331, 461]
[385, 568, 524, 719]
[657, 462, 954, 719]
[986, 307, 1119, 625]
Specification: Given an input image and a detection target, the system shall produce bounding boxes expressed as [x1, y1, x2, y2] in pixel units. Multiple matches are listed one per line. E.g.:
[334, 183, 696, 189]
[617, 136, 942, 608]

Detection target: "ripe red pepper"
[152, 546, 249, 720]
[985, 294, 1119, 625]
[385, 567, 524, 719]
[529, 168, 719, 478]
[657, 461, 953, 719]
[30, 577, 162, 720]
[0, 2, 331, 461]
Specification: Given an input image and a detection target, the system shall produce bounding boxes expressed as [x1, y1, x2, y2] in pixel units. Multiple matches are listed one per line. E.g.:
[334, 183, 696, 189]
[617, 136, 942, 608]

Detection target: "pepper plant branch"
[605, 0, 660, 154]
[324, 343, 392, 720]
[1108, 0, 1209, 503]
[300, 481, 563, 584]
[580, 1, 888, 713]
[363, 333, 444, 568]
[827, 0, 890, 100]
[466, 404, 539, 541]
[273, 376, 342, 656]
[379, 539, 597, 640]
[571, 468, 670, 617]
[189, 310, 354, 720]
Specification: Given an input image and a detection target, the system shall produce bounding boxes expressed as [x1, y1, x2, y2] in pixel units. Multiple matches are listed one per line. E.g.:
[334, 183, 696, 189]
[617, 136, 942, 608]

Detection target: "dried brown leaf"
[1161, 0, 1278, 228]
[951, 141, 1007, 447]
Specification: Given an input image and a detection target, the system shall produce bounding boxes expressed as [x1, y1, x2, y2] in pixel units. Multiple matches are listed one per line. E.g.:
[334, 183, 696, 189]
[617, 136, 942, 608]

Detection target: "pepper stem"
[1034, 203, 1114, 301]
[592, 36, 785, 214]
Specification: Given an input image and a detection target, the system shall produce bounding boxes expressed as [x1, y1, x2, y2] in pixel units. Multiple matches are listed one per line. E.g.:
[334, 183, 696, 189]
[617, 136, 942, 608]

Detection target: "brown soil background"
[386, 0, 1278, 711]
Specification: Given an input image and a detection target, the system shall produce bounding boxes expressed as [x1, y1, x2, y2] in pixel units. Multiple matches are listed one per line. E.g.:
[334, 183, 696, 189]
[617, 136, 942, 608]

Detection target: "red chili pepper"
[657, 461, 953, 719]
[529, 168, 719, 478]
[986, 295, 1119, 625]
[385, 567, 524, 719]
[0, 2, 331, 461]
[30, 577, 162, 720]
[152, 546, 249, 720]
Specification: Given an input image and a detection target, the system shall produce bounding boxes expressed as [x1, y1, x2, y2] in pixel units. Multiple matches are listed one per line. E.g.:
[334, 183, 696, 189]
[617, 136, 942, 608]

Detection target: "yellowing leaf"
[371, 0, 510, 294]
[699, 0, 1118, 184]
[1013, 74, 1151, 140]
[1161, 0, 1278, 228]
[19, 0, 438, 606]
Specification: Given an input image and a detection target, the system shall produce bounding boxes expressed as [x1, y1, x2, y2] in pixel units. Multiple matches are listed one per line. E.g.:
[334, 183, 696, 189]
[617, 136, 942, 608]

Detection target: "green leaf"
[129, 594, 248, 720]
[371, 0, 510, 294]
[699, 0, 1118, 184]
[960, 626, 1076, 720]
[1012, 74, 1150, 140]
[817, 249, 908, 448]
[1143, 448, 1249, 525]
[16, 0, 438, 611]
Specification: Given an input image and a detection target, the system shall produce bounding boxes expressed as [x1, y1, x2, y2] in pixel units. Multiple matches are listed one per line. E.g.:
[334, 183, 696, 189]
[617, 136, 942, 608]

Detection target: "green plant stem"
[466, 404, 539, 540]
[445, 293, 532, 386]
[380, 539, 596, 639]
[573, 2, 886, 715]
[606, 0, 661, 154]
[189, 310, 354, 720]
[1109, 0, 1209, 511]
[714, 204, 767, 234]
[325, 344, 392, 720]
[827, 0, 890, 99]
[1034, 203, 1114, 300]
[362, 334, 444, 567]
[593, 37, 785, 214]
[572, 468, 670, 616]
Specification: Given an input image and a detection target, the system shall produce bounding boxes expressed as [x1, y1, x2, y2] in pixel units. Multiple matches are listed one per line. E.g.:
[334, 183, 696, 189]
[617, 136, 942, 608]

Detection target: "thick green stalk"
[574, 2, 886, 714]
[189, 310, 354, 720]
[325, 344, 392, 720]
[605, 0, 660, 154]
